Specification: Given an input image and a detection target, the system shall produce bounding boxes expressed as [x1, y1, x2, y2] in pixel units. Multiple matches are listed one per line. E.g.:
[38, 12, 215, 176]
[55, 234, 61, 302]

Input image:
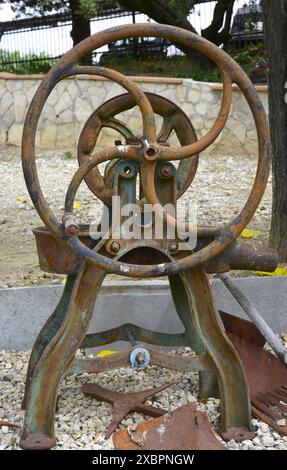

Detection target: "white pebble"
[258, 422, 270, 433]
[262, 436, 274, 447]
[253, 437, 261, 445]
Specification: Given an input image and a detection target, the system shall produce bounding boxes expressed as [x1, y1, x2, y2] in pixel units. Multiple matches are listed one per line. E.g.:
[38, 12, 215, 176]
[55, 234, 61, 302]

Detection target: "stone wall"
[0, 72, 268, 156]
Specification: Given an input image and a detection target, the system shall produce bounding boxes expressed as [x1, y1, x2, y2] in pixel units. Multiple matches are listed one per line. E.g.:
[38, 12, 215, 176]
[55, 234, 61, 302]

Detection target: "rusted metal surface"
[219, 310, 266, 347]
[226, 330, 287, 436]
[22, 273, 77, 410]
[179, 268, 255, 441]
[219, 273, 287, 364]
[68, 347, 212, 375]
[78, 92, 199, 204]
[20, 22, 276, 450]
[113, 404, 225, 450]
[82, 382, 172, 438]
[22, 23, 271, 278]
[0, 420, 20, 429]
[20, 264, 106, 450]
[219, 311, 287, 435]
[33, 226, 278, 275]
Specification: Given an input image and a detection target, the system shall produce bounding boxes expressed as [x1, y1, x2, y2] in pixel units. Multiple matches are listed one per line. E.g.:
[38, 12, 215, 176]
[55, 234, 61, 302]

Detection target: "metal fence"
[0, 1, 263, 73]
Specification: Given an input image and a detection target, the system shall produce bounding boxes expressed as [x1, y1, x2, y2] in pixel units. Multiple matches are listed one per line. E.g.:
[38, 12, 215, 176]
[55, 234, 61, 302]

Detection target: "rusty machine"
[19, 24, 282, 450]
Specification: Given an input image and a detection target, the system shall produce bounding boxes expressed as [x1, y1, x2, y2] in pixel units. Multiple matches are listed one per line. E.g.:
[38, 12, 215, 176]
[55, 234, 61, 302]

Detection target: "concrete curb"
[0, 277, 286, 350]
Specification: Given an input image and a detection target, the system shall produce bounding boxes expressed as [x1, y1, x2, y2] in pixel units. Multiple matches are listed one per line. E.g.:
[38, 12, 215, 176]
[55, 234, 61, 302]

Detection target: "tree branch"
[202, 0, 235, 45]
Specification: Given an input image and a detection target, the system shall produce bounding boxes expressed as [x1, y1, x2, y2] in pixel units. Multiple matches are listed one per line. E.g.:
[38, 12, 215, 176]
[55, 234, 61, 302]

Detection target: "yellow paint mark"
[240, 229, 261, 239]
[96, 350, 118, 358]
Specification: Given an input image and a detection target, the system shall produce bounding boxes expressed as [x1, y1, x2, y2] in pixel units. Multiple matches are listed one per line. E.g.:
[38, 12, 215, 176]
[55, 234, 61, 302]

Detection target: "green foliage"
[4, 1, 68, 18]
[166, 0, 197, 19]
[0, 50, 56, 74]
[79, 0, 114, 18]
[97, 53, 221, 81]
[0, 42, 265, 80]
[227, 42, 265, 76]
[78, 0, 197, 20]
[242, 0, 262, 32]
[95, 42, 265, 82]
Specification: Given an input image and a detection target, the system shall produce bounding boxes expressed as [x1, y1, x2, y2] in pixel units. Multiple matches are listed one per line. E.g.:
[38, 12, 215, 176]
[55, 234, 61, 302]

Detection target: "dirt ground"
[0, 143, 275, 289]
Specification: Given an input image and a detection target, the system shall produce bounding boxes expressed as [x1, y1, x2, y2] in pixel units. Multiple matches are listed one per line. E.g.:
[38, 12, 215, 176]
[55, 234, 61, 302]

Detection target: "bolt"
[168, 241, 178, 253]
[110, 241, 120, 253]
[160, 165, 172, 178]
[65, 224, 80, 237]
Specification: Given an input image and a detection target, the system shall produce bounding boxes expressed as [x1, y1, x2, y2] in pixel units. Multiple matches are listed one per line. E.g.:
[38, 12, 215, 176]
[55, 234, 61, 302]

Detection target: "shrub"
[0, 50, 57, 74]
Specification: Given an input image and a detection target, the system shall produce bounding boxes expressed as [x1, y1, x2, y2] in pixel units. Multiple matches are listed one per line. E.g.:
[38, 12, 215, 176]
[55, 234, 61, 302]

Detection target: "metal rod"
[126, 330, 137, 346]
[218, 272, 287, 366]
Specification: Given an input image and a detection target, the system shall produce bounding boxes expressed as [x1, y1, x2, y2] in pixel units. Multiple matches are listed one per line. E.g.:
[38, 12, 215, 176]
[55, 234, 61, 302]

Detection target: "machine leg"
[169, 274, 219, 399]
[22, 274, 77, 409]
[20, 264, 106, 450]
[180, 267, 253, 439]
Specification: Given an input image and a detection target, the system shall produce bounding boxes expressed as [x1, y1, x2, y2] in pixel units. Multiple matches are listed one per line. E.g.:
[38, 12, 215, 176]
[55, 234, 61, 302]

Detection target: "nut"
[160, 165, 172, 178]
[110, 241, 120, 253]
[168, 241, 178, 253]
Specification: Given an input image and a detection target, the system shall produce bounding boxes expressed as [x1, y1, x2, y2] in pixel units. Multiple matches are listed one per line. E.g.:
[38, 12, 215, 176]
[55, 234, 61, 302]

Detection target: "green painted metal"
[22, 273, 77, 409]
[169, 274, 220, 399]
[81, 323, 187, 348]
[180, 267, 252, 432]
[20, 266, 106, 449]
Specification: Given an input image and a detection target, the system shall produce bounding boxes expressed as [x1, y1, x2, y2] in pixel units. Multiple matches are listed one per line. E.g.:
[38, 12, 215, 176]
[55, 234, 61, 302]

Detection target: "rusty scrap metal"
[233, 335, 287, 436]
[0, 420, 20, 429]
[81, 382, 172, 438]
[113, 404, 225, 450]
[218, 273, 287, 365]
[221, 312, 287, 436]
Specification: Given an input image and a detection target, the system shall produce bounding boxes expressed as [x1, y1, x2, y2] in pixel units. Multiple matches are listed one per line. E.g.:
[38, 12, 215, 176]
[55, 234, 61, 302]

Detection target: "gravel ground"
[1, 343, 287, 450]
[0, 143, 276, 288]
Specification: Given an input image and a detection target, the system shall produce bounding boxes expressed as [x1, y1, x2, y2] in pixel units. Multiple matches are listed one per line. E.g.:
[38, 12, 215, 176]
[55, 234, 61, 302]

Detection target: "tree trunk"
[70, 0, 91, 64]
[262, 0, 287, 259]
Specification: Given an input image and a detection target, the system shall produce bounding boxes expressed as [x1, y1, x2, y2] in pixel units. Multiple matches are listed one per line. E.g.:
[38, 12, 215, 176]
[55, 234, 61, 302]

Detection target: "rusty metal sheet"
[113, 404, 225, 450]
[82, 382, 173, 438]
[221, 311, 287, 436]
[227, 331, 287, 436]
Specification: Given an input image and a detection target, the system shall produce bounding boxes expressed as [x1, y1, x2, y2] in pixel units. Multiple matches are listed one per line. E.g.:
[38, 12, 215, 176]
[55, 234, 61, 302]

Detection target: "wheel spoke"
[158, 117, 174, 141]
[159, 70, 233, 160]
[103, 118, 134, 140]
